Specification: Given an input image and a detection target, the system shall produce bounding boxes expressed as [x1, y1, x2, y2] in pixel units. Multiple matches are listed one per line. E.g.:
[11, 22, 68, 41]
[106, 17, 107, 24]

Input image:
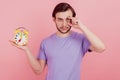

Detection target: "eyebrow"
[57, 17, 71, 20]
[66, 17, 71, 20]
[57, 17, 63, 20]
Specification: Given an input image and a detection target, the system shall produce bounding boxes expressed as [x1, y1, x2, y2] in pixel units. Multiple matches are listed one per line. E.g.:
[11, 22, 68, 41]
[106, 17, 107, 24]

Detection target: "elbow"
[33, 67, 43, 75]
[91, 44, 106, 53]
[97, 45, 106, 53]
[34, 69, 43, 75]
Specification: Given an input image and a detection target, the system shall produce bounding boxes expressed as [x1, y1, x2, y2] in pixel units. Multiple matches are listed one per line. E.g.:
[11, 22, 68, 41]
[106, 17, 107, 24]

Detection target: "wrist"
[25, 47, 30, 53]
[78, 23, 87, 32]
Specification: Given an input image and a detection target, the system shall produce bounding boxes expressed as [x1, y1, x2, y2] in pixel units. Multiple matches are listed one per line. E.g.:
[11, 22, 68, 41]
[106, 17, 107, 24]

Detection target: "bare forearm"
[25, 48, 42, 74]
[68, 16, 106, 52]
[80, 24, 106, 52]
[9, 40, 43, 73]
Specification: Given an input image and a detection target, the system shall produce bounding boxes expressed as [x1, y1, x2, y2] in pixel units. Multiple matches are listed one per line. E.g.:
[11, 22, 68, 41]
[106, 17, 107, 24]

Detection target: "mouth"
[60, 26, 69, 30]
[56, 25, 71, 34]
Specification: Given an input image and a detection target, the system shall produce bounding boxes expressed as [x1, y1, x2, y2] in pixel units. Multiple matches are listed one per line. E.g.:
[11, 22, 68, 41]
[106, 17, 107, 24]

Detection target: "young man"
[10, 2, 106, 80]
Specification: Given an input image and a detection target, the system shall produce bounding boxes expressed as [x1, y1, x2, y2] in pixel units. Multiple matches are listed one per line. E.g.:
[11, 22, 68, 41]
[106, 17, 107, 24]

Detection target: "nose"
[62, 20, 67, 27]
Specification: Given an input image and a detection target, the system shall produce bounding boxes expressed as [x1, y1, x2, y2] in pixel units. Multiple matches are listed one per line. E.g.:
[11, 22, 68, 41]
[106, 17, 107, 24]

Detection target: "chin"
[60, 30, 70, 34]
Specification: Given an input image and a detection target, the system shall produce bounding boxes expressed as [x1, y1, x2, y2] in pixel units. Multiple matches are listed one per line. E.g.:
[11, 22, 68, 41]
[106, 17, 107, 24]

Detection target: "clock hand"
[18, 39, 21, 42]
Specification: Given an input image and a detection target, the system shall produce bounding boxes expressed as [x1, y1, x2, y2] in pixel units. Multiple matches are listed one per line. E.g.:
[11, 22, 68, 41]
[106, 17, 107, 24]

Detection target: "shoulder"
[41, 33, 55, 44]
[71, 31, 85, 39]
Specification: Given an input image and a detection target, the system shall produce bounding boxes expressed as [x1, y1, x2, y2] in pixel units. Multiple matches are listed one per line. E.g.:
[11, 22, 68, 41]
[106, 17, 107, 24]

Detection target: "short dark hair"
[52, 2, 76, 18]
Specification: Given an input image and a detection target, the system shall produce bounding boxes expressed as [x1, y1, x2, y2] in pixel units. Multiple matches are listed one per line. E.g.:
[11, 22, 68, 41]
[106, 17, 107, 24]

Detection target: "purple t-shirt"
[37, 31, 91, 80]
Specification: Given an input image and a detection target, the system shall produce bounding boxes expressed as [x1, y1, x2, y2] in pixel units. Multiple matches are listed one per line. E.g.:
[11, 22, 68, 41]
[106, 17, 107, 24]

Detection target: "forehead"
[55, 9, 73, 19]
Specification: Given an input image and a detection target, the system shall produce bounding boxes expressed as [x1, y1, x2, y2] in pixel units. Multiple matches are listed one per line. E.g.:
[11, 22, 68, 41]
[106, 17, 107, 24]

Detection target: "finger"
[9, 40, 17, 46]
[75, 20, 78, 24]
[9, 40, 21, 48]
[73, 18, 79, 25]
[67, 16, 72, 24]
[68, 17, 77, 24]
[67, 22, 72, 27]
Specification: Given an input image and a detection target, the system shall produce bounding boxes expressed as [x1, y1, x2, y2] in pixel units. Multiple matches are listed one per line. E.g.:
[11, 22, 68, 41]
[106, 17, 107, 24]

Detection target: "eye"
[66, 18, 72, 23]
[57, 18, 63, 22]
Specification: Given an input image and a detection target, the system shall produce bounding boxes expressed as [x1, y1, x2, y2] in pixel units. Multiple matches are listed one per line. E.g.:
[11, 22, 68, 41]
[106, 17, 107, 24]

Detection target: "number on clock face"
[14, 27, 28, 46]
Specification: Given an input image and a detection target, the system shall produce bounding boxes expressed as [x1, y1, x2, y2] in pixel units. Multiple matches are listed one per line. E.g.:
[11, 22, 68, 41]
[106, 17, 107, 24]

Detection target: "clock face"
[14, 28, 28, 46]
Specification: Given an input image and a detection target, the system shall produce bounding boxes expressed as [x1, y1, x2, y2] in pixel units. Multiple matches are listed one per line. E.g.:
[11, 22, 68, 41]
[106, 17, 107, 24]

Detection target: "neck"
[56, 31, 71, 38]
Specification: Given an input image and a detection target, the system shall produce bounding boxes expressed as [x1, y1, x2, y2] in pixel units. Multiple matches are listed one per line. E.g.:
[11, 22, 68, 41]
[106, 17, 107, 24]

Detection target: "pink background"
[0, 0, 120, 80]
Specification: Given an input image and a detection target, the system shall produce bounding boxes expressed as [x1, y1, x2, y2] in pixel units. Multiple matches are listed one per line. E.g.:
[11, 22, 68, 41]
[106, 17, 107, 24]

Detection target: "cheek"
[55, 21, 62, 27]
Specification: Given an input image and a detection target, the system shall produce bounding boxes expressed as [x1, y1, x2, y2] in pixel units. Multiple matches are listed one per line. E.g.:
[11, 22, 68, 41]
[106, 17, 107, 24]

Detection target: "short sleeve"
[37, 41, 47, 61]
[81, 34, 91, 55]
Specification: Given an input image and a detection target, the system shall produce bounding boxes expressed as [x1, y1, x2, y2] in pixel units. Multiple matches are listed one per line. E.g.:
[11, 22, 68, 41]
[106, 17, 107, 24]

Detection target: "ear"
[52, 17, 56, 22]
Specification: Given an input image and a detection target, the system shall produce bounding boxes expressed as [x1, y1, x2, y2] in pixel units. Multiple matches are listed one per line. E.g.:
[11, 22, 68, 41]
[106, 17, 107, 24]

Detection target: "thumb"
[68, 22, 72, 27]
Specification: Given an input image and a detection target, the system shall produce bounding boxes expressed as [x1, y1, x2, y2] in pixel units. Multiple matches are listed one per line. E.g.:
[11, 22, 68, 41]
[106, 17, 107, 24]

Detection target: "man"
[10, 2, 106, 80]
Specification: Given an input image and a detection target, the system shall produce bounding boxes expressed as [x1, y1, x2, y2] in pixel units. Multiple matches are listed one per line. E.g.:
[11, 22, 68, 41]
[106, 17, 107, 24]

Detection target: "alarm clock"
[14, 27, 29, 46]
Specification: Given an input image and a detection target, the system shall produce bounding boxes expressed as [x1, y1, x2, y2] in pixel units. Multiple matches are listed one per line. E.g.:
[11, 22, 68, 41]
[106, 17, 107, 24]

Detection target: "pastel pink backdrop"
[0, 0, 120, 80]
